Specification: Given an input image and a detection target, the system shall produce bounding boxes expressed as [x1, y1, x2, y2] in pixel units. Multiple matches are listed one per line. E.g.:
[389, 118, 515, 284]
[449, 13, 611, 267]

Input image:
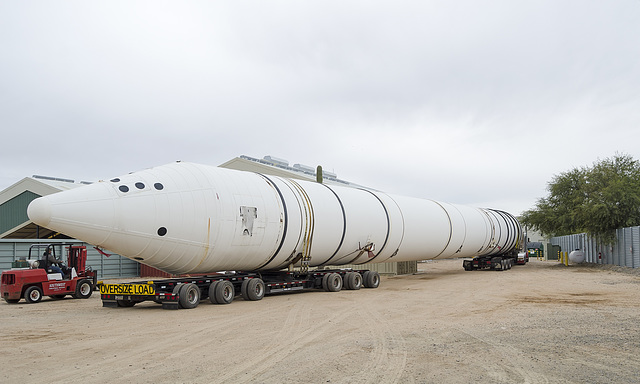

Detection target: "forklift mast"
[67, 246, 87, 272]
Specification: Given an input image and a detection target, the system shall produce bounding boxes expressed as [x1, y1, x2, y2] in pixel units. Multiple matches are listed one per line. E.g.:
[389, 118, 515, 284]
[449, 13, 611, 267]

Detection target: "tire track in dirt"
[208, 299, 355, 383]
[35, 301, 274, 383]
[453, 327, 551, 384]
[354, 305, 408, 384]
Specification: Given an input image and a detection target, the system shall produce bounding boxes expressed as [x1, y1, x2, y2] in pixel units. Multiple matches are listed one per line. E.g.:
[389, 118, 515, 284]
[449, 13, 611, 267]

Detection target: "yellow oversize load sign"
[100, 284, 155, 296]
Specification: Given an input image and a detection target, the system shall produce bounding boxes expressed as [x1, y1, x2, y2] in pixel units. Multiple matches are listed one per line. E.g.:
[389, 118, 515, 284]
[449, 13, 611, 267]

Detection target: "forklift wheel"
[25, 286, 43, 303]
[73, 279, 93, 299]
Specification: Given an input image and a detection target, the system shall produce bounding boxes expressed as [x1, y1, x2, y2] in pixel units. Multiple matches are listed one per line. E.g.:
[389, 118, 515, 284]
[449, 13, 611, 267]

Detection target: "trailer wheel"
[345, 272, 362, 290]
[321, 273, 331, 291]
[177, 283, 200, 309]
[463, 260, 473, 271]
[215, 281, 234, 304]
[325, 273, 342, 292]
[343, 273, 351, 289]
[245, 278, 265, 301]
[73, 279, 93, 299]
[363, 271, 380, 288]
[240, 279, 249, 299]
[208, 281, 221, 304]
[117, 299, 136, 307]
[25, 286, 43, 303]
[491, 257, 502, 271]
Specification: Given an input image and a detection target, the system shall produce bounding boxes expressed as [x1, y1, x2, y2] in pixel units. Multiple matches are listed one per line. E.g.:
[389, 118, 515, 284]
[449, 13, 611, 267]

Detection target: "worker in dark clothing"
[44, 251, 65, 277]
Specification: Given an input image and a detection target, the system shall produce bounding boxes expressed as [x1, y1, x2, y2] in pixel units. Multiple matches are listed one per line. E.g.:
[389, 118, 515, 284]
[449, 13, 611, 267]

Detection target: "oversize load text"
[100, 284, 155, 295]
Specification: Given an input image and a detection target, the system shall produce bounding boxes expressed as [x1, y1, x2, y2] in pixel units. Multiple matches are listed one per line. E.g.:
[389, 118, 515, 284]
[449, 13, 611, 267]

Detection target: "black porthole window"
[154, 183, 164, 190]
[135, 182, 145, 189]
[157, 227, 167, 236]
[110, 178, 120, 183]
[119, 185, 129, 193]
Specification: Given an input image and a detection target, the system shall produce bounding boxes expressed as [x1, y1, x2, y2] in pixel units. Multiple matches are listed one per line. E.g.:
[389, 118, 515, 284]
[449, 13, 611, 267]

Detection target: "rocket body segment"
[27, 162, 523, 274]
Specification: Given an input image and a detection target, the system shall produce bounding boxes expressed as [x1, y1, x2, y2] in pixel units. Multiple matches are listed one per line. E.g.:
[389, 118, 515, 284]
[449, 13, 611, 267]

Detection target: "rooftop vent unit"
[293, 164, 316, 174]
[323, 170, 337, 179]
[263, 155, 289, 167]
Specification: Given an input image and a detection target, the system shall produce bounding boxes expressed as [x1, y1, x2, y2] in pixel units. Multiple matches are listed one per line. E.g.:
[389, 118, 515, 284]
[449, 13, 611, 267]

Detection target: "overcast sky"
[1, 1, 639, 216]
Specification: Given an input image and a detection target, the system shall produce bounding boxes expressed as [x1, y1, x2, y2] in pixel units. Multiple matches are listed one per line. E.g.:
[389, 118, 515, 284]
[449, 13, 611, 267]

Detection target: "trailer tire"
[345, 272, 362, 290]
[117, 299, 136, 307]
[208, 281, 221, 304]
[241, 279, 249, 299]
[73, 279, 93, 299]
[178, 283, 200, 309]
[25, 286, 43, 303]
[463, 260, 472, 271]
[322, 273, 331, 291]
[325, 273, 342, 292]
[492, 257, 502, 271]
[215, 281, 234, 304]
[343, 273, 351, 290]
[245, 278, 265, 301]
[363, 271, 380, 288]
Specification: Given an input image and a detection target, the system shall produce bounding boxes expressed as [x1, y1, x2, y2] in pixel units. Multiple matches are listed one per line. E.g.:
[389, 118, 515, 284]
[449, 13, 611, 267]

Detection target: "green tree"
[521, 153, 640, 243]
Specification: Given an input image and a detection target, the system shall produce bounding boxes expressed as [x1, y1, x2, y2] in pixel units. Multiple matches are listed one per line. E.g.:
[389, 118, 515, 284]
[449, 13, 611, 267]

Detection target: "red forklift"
[1, 244, 98, 304]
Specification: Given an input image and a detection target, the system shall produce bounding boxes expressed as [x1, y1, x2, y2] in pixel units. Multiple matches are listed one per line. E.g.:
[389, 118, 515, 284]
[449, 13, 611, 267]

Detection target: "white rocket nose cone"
[27, 197, 52, 227]
[23, 182, 118, 247]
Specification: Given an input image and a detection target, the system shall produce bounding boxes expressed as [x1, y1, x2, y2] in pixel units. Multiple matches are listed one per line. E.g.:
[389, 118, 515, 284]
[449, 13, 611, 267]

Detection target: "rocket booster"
[27, 162, 522, 274]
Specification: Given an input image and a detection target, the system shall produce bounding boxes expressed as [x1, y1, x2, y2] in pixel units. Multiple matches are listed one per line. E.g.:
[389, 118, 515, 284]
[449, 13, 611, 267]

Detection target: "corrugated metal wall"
[550, 226, 640, 268]
[140, 264, 174, 278]
[1, 240, 419, 277]
[0, 239, 140, 278]
[1, 240, 417, 278]
[325, 260, 417, 275]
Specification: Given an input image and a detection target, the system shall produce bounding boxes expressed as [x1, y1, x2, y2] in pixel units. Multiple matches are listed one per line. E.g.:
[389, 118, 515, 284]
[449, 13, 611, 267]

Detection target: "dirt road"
[2, 259, 639, 383]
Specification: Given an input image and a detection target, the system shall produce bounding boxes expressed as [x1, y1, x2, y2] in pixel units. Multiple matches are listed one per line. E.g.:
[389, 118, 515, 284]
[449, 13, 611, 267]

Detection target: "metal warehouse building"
[1, 156, 416, 278]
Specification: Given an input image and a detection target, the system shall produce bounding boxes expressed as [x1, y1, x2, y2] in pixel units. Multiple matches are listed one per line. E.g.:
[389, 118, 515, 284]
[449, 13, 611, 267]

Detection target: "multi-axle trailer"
[100, 269, 380, 310]
[463, 251, 529, 271]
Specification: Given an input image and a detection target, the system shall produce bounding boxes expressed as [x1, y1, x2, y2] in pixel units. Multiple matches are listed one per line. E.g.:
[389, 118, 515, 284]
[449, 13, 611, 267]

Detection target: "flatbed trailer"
[462, 251, 528, 272]
[100, 269, 380, 310]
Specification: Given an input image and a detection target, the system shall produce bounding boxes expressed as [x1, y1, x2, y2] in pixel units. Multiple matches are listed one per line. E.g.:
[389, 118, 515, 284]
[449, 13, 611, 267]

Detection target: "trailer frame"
[100, 268, 380, 310]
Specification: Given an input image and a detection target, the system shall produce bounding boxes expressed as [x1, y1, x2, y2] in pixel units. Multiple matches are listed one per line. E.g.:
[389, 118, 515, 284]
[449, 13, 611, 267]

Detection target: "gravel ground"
[1, 258, 639, 383]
